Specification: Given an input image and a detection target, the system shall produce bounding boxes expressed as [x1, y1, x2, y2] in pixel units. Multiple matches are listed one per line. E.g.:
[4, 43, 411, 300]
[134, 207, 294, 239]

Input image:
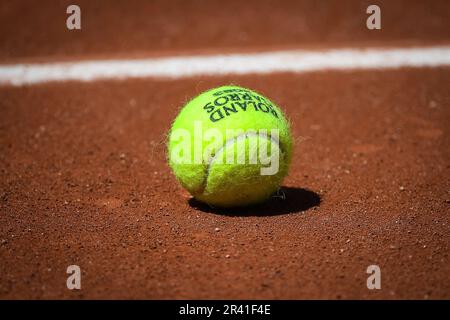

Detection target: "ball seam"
[197, 131, 284, 195]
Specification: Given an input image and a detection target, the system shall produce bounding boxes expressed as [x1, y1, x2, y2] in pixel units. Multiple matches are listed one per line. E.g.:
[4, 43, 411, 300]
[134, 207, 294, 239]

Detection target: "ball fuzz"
[168, 85, 293, 208]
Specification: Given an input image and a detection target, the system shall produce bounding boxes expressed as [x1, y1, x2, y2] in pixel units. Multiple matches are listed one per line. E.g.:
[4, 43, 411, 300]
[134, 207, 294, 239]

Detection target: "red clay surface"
[0, 0, 449, 300]
[0, 68, 449, 299]
[1, 0, 450, 63]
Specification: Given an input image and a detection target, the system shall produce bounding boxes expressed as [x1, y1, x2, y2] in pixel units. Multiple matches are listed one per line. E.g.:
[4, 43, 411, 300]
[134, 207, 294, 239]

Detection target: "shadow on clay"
[188, 187, 321, 217]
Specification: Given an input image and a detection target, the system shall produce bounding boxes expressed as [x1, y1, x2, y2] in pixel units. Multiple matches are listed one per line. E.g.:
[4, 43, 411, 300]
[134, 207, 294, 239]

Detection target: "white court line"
[1, 46, 450, 86]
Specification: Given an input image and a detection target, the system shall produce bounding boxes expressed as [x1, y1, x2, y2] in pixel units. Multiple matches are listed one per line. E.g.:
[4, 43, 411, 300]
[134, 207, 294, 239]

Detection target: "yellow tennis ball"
[168, 85, 292, 208]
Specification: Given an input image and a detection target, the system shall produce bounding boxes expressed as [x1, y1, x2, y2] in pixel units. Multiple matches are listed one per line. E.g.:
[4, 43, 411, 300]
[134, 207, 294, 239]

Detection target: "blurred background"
[0, 0, 449, 62]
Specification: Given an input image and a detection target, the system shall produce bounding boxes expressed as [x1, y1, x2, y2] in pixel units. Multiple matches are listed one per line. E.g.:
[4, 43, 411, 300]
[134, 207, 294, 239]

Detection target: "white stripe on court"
[1, 46, 450, 86]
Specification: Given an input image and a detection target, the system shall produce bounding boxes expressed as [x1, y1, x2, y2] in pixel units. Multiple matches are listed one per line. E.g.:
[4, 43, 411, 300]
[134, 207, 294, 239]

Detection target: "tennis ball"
[168, 85, 292, 208]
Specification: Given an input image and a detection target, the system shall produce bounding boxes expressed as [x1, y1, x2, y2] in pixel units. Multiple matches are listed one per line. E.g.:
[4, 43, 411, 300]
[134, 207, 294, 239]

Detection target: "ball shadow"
[188, 187, 321, 216]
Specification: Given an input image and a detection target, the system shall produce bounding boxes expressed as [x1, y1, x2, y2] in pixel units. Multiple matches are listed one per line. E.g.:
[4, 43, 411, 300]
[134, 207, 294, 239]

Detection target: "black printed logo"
[203, 88, 279, 122]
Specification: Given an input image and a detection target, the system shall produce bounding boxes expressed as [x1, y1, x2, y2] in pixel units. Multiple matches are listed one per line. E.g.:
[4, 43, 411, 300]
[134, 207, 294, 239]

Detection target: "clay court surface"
[0, 1, 449, 299]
